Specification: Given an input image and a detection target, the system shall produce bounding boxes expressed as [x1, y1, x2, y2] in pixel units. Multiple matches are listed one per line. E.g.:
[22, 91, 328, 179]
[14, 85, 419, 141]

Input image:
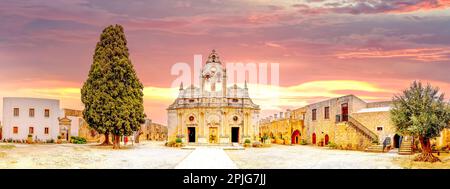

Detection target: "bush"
[245, 139, 251, 144]
[327, 142, 337, 149]
[166, 141, 176, 147]
[27, 134, 32, 138]
[175, 138, 182, 143]
[70, 136, 87, 144]
[300, 139, 307, 145]
[46, 139, 54, 143]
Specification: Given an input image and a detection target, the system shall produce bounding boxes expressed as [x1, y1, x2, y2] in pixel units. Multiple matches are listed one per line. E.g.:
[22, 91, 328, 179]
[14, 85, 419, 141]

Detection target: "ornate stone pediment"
[58, 116, 71, 126]
[206, 114, 221, 125]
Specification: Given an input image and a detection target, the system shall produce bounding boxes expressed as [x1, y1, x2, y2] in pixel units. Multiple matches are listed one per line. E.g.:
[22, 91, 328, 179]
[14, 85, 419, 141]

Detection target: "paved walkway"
[175, 147, 238, 169]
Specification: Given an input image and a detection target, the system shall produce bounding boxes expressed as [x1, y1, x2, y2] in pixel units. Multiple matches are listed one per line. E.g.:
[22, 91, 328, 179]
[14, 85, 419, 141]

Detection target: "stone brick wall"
[334, 122, 373, 150]
[351, 111, 396, 144]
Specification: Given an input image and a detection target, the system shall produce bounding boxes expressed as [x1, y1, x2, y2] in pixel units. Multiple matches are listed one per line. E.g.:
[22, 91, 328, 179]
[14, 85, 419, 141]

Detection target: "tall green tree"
[81, 24, 146, 149]
[391, 81, 450, 162]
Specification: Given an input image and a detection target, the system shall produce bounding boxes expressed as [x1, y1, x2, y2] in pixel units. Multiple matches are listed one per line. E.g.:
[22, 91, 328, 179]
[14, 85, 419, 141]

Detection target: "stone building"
[302, 95, 391, 150]
[259, 108, 306, 144]
[260, 94, 450, 151]
[59, 109, 102, 143]
[167, 50, 260, 144]
[139, 119, 168, 141]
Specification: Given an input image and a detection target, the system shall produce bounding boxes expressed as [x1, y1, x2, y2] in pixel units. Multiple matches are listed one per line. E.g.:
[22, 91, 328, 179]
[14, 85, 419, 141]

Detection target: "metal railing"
[335, 114, 348, 123]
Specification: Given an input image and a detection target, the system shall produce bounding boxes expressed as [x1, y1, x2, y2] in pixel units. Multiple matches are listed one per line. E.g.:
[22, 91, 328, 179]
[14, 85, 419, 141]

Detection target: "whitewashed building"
[2, 97, 60, 141]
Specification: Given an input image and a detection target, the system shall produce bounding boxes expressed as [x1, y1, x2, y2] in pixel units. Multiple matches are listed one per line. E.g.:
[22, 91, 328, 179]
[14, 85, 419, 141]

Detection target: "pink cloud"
[293, 0, 450, 15]
[335, 48, 450, 62]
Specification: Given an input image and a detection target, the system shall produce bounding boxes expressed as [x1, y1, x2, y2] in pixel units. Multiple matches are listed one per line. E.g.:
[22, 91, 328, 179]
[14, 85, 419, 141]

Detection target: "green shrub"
[175, 138, 182, 143]
[27, 134, 32, 138]
[300, 139, 307, 145]
[245, 139, 251, 144]
[327, 142, 337, 149]
[70, 136, 87, 144]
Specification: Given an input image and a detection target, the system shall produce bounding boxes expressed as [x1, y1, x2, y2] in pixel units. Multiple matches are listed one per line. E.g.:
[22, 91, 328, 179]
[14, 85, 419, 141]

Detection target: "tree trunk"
[100, 132, 111, 146]
[113, 134, 121, 149]
[414, 136, 440, 162]
[135, 131, 142, 144]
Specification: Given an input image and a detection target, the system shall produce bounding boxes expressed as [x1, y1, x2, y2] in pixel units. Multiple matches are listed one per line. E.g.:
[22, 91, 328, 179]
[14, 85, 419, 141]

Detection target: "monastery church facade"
[167, 50, 260, 144]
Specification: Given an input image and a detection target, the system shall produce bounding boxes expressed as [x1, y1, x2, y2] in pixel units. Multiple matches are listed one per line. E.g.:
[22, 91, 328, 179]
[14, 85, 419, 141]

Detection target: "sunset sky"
[1, 0, 450, 124]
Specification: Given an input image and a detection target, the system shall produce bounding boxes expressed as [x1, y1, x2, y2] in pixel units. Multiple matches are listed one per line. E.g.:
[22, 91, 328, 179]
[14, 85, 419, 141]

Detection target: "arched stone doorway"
[312, 133, 316, 144]
[393, 134, 401, 148]
[291, 130, 300, 144]
[325, 134, 329, 145]
[58, 116, 72, 142]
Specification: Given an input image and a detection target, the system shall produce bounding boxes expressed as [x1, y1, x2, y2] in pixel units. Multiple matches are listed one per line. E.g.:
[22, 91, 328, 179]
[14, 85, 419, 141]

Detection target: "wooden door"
[312, 133, 316, 144]
[341, 103, 349, 121]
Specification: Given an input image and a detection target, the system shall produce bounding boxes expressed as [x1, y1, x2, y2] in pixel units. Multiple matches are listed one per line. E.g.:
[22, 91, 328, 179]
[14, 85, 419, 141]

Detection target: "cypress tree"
[81, 24, 146, 149]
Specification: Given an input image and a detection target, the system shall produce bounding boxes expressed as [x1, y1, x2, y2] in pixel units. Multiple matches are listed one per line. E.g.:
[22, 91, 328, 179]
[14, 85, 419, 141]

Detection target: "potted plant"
[27, 134, 33, 144]
[175, 137, 182, 147]
[244, 139, 251, 147]
[57, 136, 62, 144]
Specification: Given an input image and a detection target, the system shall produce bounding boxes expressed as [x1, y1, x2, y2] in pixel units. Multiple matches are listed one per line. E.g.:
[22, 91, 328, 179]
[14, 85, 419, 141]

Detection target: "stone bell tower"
[200, 49, 226, 96]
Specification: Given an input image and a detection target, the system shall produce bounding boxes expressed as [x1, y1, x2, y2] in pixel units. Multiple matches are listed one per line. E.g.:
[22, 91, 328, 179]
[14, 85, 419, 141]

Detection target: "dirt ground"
[392, 153, 450, 169]
[1, 142, 449, 169]
[0, 141, 191, 169]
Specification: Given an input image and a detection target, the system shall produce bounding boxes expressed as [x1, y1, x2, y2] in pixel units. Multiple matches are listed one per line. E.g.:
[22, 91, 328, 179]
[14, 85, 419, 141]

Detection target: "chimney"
[274, 114, 278, 119]
[280, 112, 284, 119]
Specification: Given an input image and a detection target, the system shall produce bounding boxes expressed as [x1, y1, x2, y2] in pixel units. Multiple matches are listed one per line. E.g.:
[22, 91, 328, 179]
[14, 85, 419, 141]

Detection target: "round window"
[233, 116, 238, 121]
[189, 116, 195, 121]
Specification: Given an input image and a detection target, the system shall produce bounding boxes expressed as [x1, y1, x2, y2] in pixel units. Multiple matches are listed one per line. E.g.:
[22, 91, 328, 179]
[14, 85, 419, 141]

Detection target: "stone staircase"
[365, 144, 384, 153]
[398, 137, 413, 155]
[347, 116, 379, 142]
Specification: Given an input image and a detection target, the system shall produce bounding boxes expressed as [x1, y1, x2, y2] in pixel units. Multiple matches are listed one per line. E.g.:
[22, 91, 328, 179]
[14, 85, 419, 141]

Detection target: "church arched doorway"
[291, 130, 300, 144]
[324, 134, 329, 145]
[312, 133, 316, 144]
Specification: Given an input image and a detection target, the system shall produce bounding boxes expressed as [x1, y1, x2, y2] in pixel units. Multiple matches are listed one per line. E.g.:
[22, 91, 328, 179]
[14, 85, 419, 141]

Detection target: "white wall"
[67, 115, 80, 137]
[2, 97, 60, 140]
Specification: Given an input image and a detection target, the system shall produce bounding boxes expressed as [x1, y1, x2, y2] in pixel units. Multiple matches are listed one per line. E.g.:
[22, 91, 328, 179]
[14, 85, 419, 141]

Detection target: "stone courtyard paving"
[175, 147, 237, 169]
[0, 141, 192, 169]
